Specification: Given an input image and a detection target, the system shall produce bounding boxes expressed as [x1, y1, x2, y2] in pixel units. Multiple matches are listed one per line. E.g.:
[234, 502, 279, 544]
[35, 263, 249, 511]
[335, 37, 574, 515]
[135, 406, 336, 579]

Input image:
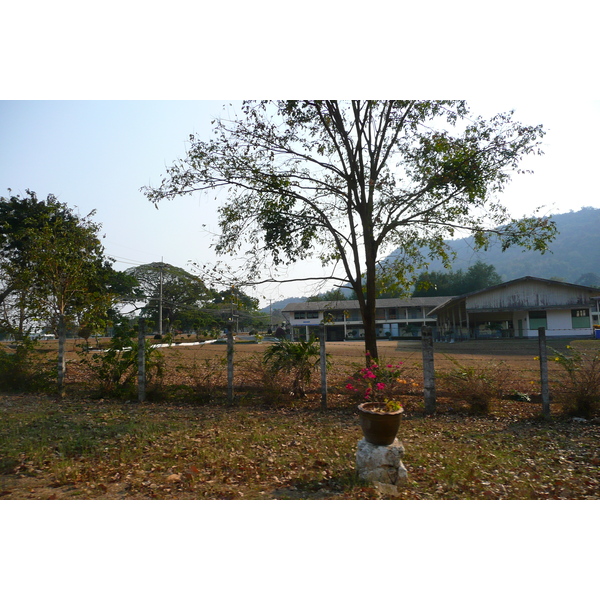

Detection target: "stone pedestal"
[356, 437, 408, 494]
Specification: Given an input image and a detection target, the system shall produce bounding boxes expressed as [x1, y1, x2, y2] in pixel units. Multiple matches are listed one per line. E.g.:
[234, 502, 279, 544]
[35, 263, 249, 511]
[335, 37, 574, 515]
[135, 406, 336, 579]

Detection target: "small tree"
[0, 190, 119, 392]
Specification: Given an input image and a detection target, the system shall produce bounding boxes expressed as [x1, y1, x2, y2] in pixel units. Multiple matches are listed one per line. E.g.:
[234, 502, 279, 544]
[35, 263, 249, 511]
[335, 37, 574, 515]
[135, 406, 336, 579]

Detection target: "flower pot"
[358, 402, 404, 446]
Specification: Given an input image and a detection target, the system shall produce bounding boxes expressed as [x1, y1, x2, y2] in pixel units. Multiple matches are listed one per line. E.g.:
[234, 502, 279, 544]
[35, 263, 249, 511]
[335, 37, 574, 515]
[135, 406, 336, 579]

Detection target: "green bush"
[0, 340, 53, 393]
[81, 322, 164, 399]
[262, 337, 325, 398]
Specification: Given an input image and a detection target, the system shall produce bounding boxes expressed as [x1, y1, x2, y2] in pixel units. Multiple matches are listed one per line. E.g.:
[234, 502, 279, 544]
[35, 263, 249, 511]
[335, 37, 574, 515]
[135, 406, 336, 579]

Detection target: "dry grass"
[1, 338, 599, 500]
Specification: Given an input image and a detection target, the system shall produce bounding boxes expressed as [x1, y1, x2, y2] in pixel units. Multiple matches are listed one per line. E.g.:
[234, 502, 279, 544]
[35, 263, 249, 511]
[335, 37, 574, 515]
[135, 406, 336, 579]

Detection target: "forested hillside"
[390, 206, 600, 284]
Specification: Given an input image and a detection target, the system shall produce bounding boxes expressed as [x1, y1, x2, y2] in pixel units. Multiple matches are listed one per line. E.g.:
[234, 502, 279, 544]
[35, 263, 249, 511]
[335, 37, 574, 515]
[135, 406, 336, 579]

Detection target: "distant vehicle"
[31, 333, 56, 340]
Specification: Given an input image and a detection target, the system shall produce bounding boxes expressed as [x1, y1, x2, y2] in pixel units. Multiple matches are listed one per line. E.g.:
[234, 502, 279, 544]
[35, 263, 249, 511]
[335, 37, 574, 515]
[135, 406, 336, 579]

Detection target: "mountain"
[387, 206, 600, 284]
[260, 297, 307, 312]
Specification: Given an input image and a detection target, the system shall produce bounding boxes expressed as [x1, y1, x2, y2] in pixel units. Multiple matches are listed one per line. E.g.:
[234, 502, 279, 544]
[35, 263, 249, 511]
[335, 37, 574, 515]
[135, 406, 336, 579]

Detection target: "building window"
[571, 308, 590, 329]
[529, 310, 547, 330]
[294, 311, 305, 319]
[306, 311, 319, 319]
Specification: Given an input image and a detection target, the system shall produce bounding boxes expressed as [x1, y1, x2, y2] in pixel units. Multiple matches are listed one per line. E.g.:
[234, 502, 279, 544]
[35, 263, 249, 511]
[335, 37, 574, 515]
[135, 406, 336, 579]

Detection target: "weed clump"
[438, 356, 509, 414]
[552, 345, 600, 418]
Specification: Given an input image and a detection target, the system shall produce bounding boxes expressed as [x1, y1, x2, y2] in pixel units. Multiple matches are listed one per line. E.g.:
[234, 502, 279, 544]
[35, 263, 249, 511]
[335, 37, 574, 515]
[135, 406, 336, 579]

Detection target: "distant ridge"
[260, 296, 307, 313]
[386, 206, 600, 284]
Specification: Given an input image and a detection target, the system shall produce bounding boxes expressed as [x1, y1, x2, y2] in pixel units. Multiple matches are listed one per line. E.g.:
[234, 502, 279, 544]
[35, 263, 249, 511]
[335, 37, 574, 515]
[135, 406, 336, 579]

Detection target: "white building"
[282, 297, 454, 341]
[432, 277, 600, 339]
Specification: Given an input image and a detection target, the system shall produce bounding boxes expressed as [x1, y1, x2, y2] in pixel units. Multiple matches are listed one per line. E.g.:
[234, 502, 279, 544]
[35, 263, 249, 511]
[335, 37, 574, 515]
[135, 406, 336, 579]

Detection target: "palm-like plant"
[262, 336, 323, 397]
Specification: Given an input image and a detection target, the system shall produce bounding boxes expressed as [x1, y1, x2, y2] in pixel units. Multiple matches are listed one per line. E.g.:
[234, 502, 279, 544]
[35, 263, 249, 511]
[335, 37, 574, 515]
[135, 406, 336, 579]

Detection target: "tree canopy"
[125, 262, 212, 333]
[413, 261, 503, 297]
[144, 101, 556, 359]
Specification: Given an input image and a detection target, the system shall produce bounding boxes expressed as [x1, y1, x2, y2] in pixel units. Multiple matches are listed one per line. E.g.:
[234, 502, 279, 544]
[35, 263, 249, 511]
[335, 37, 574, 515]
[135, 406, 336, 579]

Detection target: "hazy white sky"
[1, 99, 599, 305]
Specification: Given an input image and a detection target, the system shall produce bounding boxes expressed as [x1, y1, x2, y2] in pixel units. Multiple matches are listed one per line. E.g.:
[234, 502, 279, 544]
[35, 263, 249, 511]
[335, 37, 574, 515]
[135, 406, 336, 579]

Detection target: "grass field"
[1, 337, 599, 500]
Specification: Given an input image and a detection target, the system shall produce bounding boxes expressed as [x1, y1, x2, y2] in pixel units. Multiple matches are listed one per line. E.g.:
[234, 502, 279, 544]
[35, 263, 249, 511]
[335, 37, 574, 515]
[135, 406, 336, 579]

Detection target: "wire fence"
[117, 322, 600, 416]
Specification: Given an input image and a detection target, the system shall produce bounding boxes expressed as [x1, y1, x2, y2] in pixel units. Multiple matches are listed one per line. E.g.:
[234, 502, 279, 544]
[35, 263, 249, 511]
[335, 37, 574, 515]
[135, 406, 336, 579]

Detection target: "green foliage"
[82, 320, 164, 399]
[126, 262, 212, 333]
[0, 340, 53, 392]
[551, 345, 600, 418]
[262, 337, 324, 398]
[413, 261, 502, 297]
[306, 288, 349, 302]
[0, 190, 125, 391]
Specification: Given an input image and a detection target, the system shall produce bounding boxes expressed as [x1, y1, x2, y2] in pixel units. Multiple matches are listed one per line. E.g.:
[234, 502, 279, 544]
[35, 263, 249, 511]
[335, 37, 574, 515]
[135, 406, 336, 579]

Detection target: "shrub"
[438, 356, 509, 414]
[183, 356, 227, 401]
[262, 337, 324, 398]
[81, 322, 164, 399]
[551, 345, 600, 418]
[0, 339, 53, 392]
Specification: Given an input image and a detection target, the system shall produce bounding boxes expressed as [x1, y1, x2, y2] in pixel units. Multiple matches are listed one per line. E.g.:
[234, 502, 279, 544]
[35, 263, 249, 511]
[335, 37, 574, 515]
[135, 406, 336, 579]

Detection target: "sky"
[1, 99, 600, 307]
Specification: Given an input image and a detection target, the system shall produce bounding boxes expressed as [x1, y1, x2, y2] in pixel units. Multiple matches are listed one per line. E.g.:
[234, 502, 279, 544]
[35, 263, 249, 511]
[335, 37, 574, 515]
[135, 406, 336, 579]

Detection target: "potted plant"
[346, 358, 406, 445]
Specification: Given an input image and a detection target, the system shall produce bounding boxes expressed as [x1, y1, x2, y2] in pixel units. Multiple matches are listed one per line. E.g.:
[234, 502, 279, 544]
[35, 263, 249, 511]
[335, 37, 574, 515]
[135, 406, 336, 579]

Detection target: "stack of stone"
[356, 437, 408, 496]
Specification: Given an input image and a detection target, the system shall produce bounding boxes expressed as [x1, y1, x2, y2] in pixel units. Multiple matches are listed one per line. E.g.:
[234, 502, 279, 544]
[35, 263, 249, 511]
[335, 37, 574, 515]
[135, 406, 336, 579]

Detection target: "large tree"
[0, 190, 121, 390]
[144, 101, 556, 360]
[125, 262, 212, 333]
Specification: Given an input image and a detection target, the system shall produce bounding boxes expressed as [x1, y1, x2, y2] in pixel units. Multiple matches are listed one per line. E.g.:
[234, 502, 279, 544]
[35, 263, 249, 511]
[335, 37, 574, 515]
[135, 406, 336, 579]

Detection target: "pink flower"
[345, 384, 356, 391]
[376, 382, 385, 390]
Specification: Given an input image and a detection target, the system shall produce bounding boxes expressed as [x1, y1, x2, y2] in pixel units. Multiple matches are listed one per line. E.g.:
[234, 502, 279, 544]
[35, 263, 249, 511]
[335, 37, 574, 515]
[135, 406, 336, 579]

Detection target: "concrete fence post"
[320, 324, 327, 410]
[538, 327, 550, 418]
[422, 326, 436, 414]
[227, 323, 235, 404]
[137, 318, 146, 403]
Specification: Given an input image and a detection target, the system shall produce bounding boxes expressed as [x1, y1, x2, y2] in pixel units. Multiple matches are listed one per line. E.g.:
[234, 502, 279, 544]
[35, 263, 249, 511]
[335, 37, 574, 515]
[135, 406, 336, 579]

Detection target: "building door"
[517, 319, 523, 338]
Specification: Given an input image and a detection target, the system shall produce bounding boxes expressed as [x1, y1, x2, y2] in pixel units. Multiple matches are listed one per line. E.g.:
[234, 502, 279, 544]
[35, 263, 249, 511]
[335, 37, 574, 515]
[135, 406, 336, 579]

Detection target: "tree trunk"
[57, 314, 66, 396]
[362, 237, 379, 363]
[362, 306, 378, 363]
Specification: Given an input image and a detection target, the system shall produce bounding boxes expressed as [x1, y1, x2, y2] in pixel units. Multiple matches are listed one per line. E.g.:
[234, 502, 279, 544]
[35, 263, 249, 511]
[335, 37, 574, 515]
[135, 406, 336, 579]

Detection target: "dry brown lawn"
[1, 337, 598, 500]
